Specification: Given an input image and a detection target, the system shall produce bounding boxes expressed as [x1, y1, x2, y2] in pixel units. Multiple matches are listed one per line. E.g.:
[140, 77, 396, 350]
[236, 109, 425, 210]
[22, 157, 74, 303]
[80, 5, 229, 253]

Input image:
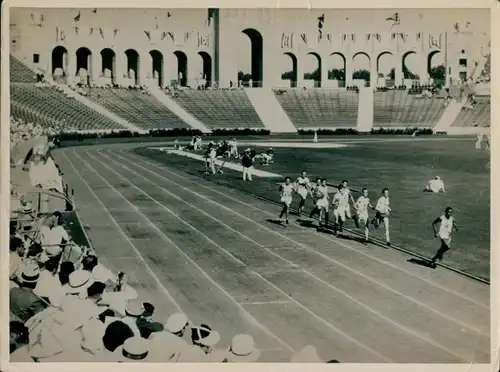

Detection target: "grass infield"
[134, 137, 490, 281]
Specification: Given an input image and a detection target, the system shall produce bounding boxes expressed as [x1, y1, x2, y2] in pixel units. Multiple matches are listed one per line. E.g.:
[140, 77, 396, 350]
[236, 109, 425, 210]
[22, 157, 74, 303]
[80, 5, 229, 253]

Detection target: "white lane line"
[95, 150, 469, 362]
[72, 149, 298, 356]
[61, 151, 183, 313]
[111, 149, 489, 336]
[116, 148, 489, 310]
[84, 149, 391, 362]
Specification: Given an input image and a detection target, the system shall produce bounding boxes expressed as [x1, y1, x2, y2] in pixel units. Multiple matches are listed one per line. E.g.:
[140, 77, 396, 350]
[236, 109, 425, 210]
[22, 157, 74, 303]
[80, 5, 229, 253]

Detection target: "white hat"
[191, 324, 220, 347]
[226, 334, 261, 362]
[149, 331, 189, 362]
[175, 345, 208, 362]
[165, 313, 189, 334]
[66, 269, 93, 294]
[125, 299, 145, 317]
[114, 336, 150, 362]
[19, 261, 40, 284]
[80, 318, 106, 354]
[290, 345, 322, 362]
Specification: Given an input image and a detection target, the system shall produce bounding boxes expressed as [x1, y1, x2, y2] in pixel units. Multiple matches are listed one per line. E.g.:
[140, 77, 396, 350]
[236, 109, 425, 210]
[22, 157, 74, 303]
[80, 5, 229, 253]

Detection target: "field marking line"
[94, 150, 473, 361]
[116, 148, 489, 310]
[83, 149, 392, 363]
[238, 301, 294, 306]
[60, 151, 183, 313]
[111, 149, 490, 332]
[72, 150, 298, 356]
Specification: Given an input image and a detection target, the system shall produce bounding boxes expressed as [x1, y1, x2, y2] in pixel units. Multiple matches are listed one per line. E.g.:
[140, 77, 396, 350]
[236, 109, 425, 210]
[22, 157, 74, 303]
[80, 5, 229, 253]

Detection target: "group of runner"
[278, 172, 457, 269]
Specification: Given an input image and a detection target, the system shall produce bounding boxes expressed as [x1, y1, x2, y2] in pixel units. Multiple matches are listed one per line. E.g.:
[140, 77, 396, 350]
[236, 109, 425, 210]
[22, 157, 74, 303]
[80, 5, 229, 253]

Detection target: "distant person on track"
[294, 171, 311, 217]
[430, 207, 458, 268]
[354, 188, 374, 244]
[309, 178, 322, 220]
[242, 149, 254, 182]
[313, 131, 318, 143]
[424, 176, 445, 193]
[205, 143, 217, 174]
[278, 177, 294, 225]
[229, 138, 239, 158]
[372, 188, 391, 246]
[309, 179, 329, 226]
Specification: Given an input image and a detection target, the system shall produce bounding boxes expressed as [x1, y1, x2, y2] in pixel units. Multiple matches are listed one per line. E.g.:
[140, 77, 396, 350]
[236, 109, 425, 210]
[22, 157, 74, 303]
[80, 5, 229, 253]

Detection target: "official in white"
[241, 149, 254, 182]
[229, 138, 238, 158]
[424, 176, 445, 193]
[430, 207, 458, 268]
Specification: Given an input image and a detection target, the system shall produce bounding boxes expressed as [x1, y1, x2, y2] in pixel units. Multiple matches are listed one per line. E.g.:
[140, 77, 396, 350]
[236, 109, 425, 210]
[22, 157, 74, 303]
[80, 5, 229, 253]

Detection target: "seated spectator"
[58, 261, 75, 286]
[33, 259, 65, 305]
[224, 334, 261, 362]
[191, 324, 226, 362]
[9, 321, 31, 362]
[175, 345, 208, 362]
[102, 319, 135, 352]
[164, 312, 190, 339]
[39, 212, 70, 264]
[149, 329, 189, 362]
[424, 176, 445, 193]
[113, 336, 153, 362]
[10, 261, 49, 323]
[28, 153, 64, 194]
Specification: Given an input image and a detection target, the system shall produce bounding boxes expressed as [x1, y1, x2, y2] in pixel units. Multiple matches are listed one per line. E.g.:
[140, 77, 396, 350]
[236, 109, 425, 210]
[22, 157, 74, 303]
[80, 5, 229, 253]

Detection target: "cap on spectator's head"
[67, 269, 93, 293]
[19, 261, 40, 285]
[165, 313, 189, 334]
[125, 299, 145, 317]
[115, 336, 150, 362]
[226, 334, 261, 362]
[191, 324, 220, 347]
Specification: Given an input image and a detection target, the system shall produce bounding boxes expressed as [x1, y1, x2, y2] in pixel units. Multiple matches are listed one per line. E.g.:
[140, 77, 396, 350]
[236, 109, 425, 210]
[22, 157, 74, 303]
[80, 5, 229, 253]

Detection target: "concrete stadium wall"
[10, 8, 489, 89]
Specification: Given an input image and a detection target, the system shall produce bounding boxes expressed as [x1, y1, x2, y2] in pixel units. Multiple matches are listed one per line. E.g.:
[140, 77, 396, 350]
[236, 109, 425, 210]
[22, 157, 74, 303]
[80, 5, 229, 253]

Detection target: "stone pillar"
[295, 55, 304, 87]
[394, 54, 403, 86]
[320, 56, 329, 88]
[114, 51, 126, 85]
[370, 55, 378, 88]
[345, 56, 353, 86]
[91, 51, 101, 85]
[418, 53, 428, 84]
[217, 22, 238, 88]
[138, 52, 149, 86]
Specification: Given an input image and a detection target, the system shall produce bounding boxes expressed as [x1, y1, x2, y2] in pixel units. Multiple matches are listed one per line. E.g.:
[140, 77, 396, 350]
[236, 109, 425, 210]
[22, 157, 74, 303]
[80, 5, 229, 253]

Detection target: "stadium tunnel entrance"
[242, 28, 263, 87]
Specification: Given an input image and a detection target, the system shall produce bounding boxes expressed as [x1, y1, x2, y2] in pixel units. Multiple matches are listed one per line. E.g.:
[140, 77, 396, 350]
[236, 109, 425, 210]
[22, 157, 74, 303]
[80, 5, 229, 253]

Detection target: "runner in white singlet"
[372, 188, 392, 246]
[430, 207, 458, 268]
[294, 171, 311, 217]
[278, 177, 294, 225]
[354, 188, 374, 244]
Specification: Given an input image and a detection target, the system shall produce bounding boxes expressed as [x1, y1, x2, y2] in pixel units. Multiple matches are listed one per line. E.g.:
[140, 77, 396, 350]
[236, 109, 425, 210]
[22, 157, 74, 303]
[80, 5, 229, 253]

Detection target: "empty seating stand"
[373, 91, 446, 128]
[84, 88, 189, 130]
[452, 96, 491, 128]
[273, 88, 359, 129]
[10, 56, 36, 83]
[172, 89, 264, 129]
[10, 83, 124, 131]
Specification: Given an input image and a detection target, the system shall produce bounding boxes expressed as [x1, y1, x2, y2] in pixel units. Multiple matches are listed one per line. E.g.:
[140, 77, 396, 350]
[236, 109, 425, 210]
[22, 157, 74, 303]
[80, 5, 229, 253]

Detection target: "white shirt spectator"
[426, 176, 445, 193]
[33, 270, 65, 305]
[40, 225, 69, 255]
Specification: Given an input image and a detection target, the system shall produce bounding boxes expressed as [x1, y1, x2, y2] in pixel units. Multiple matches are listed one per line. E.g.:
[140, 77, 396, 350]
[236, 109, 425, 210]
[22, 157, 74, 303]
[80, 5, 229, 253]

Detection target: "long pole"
[444, 31, 449, 87]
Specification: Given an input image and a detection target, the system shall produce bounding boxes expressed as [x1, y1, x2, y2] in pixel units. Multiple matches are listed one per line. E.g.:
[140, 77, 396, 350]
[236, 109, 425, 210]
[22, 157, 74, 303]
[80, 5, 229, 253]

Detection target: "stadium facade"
[9, 8, 490, 89]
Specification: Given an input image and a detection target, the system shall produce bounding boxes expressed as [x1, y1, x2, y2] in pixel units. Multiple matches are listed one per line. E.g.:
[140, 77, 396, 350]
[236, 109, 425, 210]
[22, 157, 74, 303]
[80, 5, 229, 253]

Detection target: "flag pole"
[444, 31, 448, 87]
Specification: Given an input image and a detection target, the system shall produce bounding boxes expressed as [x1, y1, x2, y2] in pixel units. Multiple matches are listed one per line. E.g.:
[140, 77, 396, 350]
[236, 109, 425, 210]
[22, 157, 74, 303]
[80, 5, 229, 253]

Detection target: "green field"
[134, 137, 490, 281]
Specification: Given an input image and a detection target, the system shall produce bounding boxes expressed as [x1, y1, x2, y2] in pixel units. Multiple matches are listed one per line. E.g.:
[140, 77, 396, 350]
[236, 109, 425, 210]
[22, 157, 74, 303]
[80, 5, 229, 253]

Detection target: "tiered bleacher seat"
[10, 83, 125, 131]
[273, 88, 359, 129]
[84, 88, 189, 130]
[10, 56, 36, 83]
[452, 96, 491, 128]
[173, 90, 264, 129]
[373, 91, 446, 128]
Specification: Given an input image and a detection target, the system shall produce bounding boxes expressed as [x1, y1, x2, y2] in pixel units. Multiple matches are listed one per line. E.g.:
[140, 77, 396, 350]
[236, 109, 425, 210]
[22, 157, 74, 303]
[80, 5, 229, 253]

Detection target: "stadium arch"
[377, 51, 393, 81]
[241, 28, 263, 87]
[428, 49, 443, 84]
[306, 52, 322, 87]
[75, 47, 92, 84]
[173, 50, 188, 87]
[198, 51, 212, 85]
[51, 46, 68, 80]
[100, 48, 116, 84]
[402, 50, 418, 81]
[149, 50, 164, 87]
[282, 52, 298, 87]
[328, 52, 346, 85]
[125, 49, 140, 85]
[352, 51, 371, 81]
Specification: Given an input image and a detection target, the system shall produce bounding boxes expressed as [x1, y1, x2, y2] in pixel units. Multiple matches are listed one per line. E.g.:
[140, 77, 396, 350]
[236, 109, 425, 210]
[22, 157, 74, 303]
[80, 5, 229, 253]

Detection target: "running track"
[53, 143, 490, 363]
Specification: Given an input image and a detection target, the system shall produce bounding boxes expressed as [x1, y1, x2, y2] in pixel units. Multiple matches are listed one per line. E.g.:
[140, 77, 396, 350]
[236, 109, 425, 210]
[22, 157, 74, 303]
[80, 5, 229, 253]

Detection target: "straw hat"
[165, 313, 189, 334]
[19, 261, 40, 284]
[174, 345, 208, 362]
[114, 336, 150, 362]
[225, 334, 261, 362]
[125, 299, 145, 317]
[66, 270, 93, 294]
[290, 345, 322, 362]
